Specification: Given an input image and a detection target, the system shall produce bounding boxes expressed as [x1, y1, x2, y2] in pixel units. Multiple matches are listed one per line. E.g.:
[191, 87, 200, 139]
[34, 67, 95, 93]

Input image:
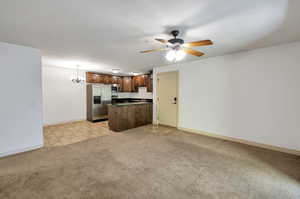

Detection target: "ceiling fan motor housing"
[168, 38, 184, 45]
[169, 30, 184, 45]
[171, 30, 180, 37]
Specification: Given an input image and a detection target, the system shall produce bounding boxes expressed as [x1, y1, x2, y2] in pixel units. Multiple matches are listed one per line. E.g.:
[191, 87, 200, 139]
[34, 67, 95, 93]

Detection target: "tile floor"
[43, 120, 117, 147]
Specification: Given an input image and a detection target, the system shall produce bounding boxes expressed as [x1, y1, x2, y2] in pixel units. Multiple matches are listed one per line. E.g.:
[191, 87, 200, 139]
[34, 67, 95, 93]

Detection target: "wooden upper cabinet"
[132, 75, 151, 92]
[103, 75, 112, 84]
[139, 75, 146, 87]
[145, 75, 153, 92]
[117, 76, 122, 84]
[86, 72, 101, 83]
[97, 74, 105, 83]
[132, 76, 139, 92]
[111, 76, 123, 91]
[86, 72, 96, 83]
[86, 72, 152, 92]
[122, 76, 132, 92]
[111, 76, 118, 84]
[117, 76, 123, 91]
[86, 72, 112, 84]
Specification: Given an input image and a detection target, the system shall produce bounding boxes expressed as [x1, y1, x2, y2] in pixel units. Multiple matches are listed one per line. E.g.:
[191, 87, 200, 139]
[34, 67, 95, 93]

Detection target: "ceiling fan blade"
[155, 38, 168, 44]
[183, 40, 213, 47]
[183, 48, 205, 57]
[140, 48, 168, 53]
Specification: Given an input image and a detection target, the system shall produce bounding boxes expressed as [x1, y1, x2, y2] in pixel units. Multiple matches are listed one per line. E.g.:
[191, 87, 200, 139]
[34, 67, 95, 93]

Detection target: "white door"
[157, 72, 178, 127]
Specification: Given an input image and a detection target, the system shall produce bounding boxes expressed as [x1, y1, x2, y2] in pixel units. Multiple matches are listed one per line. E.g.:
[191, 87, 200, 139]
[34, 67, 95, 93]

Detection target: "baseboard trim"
[0, 144, 44, 158]
[178, 127, 300, 156]
[43, 119, 86, 127]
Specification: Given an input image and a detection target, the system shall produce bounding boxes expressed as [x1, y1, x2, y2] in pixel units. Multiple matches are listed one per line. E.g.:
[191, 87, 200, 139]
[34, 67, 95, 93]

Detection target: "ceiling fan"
[140, 30, 213, 62]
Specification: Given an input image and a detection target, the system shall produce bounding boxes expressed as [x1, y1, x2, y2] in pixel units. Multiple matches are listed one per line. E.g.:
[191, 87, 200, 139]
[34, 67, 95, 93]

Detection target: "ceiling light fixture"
[130, 72, 140, 76]
[166, 49, 186, 62]
[72, 65, 85, 84]
[112, 68, 120, 74]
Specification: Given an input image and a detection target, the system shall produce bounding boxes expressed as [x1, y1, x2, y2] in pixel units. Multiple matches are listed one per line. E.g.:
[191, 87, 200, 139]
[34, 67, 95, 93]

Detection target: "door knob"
[173, 97, 177, 104]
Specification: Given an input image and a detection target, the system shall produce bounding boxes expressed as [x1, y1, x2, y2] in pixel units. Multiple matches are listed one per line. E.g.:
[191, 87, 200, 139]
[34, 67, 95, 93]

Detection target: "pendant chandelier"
[72, 65, 85, 84]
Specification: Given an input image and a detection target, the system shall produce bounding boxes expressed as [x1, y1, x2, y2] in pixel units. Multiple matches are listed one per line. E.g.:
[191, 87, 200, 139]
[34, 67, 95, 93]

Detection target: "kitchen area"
[43, 68, 154, 147]
[86, 71, 153, 132]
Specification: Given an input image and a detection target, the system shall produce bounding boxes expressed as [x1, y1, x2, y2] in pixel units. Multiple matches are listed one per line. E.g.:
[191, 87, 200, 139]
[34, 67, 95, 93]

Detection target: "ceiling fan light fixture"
[166, 50, 176, 62]
[141, 30, 210, 60]
[112, 68, 120, 74]
[175, 49, 186, 61]
[130, 72, 140, 76]
[166, 49, 186, 62]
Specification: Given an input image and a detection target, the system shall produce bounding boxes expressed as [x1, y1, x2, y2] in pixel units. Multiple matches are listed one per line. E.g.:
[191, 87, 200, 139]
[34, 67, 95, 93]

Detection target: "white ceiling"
[0, 0, 300, 74]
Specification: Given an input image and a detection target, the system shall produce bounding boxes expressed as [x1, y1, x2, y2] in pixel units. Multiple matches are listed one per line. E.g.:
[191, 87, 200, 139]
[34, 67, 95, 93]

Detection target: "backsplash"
[117, 87, 153, 99]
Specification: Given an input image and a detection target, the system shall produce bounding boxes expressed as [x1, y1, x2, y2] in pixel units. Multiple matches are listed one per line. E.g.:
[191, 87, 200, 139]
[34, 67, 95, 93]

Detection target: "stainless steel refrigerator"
[86, 84, 112, 122]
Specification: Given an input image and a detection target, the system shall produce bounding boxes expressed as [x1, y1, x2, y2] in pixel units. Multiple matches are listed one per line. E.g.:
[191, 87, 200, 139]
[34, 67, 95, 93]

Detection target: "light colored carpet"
[0, 125, 300, 199]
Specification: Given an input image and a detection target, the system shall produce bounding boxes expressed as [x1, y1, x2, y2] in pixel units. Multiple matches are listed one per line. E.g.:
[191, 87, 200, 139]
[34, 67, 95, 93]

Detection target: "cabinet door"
[103, 75, 112, 84]
[118, 77, 123, 91]
[146, 75, 153, 92]
[139, 75, 146, 87]
[135, 105, 146, 126]
[86, 72, 95, 83]
[128, 77, 133, 92]
[132, 76, 138, 92]
[112, 76, 118, 84]
[96, 74, 105, 83]
[122, 77, 132, 92]
[101, 75, 105, 84]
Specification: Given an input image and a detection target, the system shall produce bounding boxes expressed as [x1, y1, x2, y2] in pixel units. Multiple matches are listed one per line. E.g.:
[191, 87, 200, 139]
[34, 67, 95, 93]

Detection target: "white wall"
[154, 41, 300, 151]
[0, 42, 43, 157]
[42, 66, 86, 126]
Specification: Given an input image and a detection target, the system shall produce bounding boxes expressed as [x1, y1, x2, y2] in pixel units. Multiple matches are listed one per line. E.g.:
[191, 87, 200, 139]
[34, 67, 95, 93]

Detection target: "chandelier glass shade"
[166, 49, 186, 62]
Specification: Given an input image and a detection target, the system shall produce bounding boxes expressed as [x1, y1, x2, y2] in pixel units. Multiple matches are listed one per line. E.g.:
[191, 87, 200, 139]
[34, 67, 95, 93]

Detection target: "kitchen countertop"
[112, 98, 152, 102]
[108, 102, 152, 107]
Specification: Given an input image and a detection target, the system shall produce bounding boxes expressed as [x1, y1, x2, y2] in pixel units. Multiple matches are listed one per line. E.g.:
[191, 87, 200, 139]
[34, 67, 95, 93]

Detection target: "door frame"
[156, 71, 179, 128]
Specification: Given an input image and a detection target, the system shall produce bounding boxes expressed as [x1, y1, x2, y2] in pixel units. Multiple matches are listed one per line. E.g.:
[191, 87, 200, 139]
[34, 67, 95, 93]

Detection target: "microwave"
[112, 84, 120, 93]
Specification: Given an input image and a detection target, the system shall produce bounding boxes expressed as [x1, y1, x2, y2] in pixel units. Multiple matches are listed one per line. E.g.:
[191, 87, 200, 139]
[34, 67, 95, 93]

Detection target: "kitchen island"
[108, 102, 152, 132]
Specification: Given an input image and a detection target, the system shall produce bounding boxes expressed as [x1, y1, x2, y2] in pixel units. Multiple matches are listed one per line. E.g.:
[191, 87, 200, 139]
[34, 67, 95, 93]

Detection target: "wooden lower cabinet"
[108, 103, 153, 132]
